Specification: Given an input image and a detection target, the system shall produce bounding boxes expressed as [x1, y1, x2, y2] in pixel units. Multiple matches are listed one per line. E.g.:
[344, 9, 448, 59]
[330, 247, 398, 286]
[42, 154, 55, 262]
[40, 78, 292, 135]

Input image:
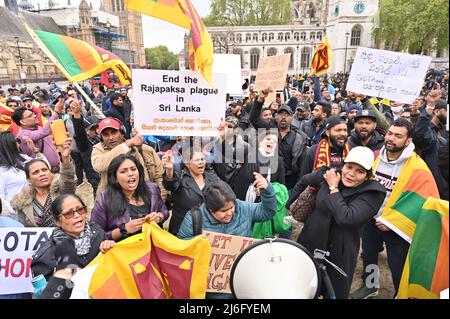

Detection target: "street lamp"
[296, 45, 299, 80]
[310, 40, 315, 75]
[344, 32, 350, 74]
[105, 20, 113, 52]
[14, 36, 25, 83]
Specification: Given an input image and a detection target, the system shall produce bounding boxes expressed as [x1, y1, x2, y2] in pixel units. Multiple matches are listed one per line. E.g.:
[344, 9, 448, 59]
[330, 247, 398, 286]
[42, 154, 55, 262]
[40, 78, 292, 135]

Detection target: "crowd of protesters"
[0, 66, 448, 299]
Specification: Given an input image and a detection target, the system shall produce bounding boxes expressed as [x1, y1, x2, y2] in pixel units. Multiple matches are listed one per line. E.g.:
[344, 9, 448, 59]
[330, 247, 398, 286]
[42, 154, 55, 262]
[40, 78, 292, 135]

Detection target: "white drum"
[230, 238, 321, 299]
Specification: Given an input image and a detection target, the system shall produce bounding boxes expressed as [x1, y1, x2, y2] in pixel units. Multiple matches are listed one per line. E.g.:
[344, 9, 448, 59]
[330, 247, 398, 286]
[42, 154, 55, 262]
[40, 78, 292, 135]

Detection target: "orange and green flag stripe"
[398, 197, 449, 299]
[374, 153, 440, 242]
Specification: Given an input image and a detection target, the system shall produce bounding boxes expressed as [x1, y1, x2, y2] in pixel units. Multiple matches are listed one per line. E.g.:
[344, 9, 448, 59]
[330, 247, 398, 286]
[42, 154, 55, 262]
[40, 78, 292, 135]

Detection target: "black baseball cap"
[354, 109, 377, 122]
[434, 99, 447, 111]
[296, 101, 310, 112]
[325, 116, 347, 130]
[85, 116, 100, 130]
[276, 104, 293, 116]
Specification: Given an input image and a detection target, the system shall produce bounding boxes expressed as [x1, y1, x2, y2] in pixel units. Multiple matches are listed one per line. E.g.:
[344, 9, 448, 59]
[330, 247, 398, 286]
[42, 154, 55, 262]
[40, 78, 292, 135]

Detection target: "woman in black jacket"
[162, 148, 220, 235]
[31, 194, 115, 283]
[292, 146, 386, 299]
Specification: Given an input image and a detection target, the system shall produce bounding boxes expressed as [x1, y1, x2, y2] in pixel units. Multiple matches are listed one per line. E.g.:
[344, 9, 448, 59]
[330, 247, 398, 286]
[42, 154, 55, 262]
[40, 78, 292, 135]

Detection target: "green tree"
[144, 46, 179, 70]
[203, 0, 292, 26]
[373, 0, 449, 55]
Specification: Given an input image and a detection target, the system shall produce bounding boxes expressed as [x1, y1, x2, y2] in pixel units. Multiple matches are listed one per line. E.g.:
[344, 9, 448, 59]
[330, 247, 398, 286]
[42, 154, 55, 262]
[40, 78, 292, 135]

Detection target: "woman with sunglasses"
[11, 138, 76, 227]
[162, 145, 220, 235]
[31, 194, 115, 283]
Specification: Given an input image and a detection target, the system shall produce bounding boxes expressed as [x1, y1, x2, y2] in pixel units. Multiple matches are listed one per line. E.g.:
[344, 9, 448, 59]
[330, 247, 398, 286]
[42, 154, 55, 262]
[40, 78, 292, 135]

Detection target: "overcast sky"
[28, 0, 212, 53]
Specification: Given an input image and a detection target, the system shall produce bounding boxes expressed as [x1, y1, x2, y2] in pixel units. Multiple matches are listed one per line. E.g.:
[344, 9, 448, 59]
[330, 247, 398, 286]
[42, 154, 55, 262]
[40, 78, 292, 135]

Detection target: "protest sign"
[240, 69, 251, 97]
[203, 231, 258, 294]
[132, 69, 227, 137]
[0, 228, 53, 295]
[346, 47, 432, 104]
[212, 54, 242, 95]
[254, 54, 291, 91]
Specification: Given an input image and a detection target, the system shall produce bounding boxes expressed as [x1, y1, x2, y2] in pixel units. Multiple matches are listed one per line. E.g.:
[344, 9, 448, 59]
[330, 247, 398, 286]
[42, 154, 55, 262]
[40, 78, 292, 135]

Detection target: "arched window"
[262, 33, 267, 42]
[278, 33, 283, 41]
[301, 32, 306, 41]
[310, 32, 316, 41]
[301, 47, 311, 68]
[285, 32, 290, 41]
[284, 48, 294, 68]
[229, 33, 235, 42]
[267, 48, 277, 56]
[351, 25, 362, 46]
[236, 34, 242, 43]
[250, 48, 260, 70]
[317, 32, 323, 41]
[294, 32, 300, 41]
[233, 48, 244, 68]
[269, 33, 274, 41]
[246, 33, 251, 42]
[252, 33, 258, 42]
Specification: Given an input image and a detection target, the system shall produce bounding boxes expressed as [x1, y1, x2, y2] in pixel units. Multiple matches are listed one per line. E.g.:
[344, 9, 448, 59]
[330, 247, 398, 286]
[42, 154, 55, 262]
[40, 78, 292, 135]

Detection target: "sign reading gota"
[132, 69, 226, 137]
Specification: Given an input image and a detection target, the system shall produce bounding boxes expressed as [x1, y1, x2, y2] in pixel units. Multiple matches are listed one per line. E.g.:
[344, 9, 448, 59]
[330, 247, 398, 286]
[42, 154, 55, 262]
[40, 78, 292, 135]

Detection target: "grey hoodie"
[373, 142, 415, 218]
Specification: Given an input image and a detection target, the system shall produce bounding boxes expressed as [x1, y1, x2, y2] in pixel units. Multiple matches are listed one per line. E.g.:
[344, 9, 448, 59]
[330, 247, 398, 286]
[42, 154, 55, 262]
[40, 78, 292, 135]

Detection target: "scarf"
[313, 138, 350, 170]
[53, 223, 93, 256]
[33, 194, 54, 227]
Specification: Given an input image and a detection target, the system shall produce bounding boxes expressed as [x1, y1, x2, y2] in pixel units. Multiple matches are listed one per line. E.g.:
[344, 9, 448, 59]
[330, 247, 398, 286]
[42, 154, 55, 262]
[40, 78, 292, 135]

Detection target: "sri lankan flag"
[373, 153, 440, 243]
[398, 197, 449, 299]
[23, 24, 131, 85]
[311, 37, 332, 76]
[0, 102, 14, 132]
[125, 0, 214, 85]
[71, 222, 211, 299]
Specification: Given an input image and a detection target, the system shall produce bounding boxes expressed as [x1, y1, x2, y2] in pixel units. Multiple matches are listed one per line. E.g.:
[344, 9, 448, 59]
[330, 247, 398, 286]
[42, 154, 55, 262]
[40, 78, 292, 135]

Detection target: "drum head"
[230, 238, 321, 299]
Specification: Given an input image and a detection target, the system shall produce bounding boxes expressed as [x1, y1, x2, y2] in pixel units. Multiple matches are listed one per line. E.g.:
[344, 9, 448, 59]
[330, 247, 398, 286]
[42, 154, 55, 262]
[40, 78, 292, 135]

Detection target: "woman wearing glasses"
[11, 138, 76, 227]
[31, 193, 115, 283]
[162, 146, 220, 235]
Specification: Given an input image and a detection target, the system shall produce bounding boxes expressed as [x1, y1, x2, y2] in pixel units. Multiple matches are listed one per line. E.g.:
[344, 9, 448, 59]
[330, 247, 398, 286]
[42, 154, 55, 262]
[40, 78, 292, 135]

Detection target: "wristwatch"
[119, 223, 128, 236]
[329, 185, 339, 192]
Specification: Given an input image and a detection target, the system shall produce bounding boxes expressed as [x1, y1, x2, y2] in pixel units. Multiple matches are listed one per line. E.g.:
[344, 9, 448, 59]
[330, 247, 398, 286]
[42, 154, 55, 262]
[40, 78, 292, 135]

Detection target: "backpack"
[190, 206, 203, 236]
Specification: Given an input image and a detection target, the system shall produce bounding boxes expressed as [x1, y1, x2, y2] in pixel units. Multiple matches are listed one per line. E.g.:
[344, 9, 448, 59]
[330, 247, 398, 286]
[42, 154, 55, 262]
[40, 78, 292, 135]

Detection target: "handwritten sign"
[203, 231, 258, 294]
[132, 69, 227, 137]
[346, 47, 432, 104]
[0, 228, 53, 295]
[240, 69, 251, 97]
[254, 54, 291, 91]
[212, 54, 242, 95]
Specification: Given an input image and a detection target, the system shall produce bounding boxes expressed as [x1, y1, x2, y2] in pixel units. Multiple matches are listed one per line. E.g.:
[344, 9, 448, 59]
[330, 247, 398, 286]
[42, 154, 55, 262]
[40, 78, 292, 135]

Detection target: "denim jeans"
[360, 219, 410, 297]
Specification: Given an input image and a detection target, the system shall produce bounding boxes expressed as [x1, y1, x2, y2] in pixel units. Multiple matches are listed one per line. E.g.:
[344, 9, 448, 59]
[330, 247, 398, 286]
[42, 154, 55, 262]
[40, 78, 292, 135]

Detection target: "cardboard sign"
[203, 231, 258, 294]
[212, 54, 242, 95]
[346, 47, 432, 104]
[0, 228, 53, 295]
[254, 54, 291, 91]
[132, 69, 227, 137]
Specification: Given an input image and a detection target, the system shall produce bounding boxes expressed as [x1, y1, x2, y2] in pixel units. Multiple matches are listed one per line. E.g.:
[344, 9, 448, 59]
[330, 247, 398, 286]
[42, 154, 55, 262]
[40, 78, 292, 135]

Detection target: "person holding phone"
[91, 154, 169, 241]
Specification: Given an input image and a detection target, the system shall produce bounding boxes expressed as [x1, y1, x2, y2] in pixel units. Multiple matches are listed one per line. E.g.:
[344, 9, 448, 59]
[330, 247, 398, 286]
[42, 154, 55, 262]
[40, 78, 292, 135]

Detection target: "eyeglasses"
[60, 206, 87, 219]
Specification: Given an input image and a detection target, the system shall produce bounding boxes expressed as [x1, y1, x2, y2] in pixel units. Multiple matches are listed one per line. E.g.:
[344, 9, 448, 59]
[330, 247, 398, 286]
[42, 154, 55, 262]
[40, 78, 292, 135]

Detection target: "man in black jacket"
[299, 100, 331, 146]
[120, 87, 133, 129]
[412, 97, 448, 200]
[229, 100, 251, 131]
[348, 110, 385, 156]
[106, 93, 131, 139]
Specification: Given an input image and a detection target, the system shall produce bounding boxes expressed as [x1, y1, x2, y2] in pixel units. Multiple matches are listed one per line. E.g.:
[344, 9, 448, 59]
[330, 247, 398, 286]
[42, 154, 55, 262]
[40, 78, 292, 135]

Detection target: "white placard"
[132, 69, 227, 137]
[240, 69, 251, 97]
[0, 228, 53, 295]
[212, 54, 242, 95]
[346, 47, 432, 104]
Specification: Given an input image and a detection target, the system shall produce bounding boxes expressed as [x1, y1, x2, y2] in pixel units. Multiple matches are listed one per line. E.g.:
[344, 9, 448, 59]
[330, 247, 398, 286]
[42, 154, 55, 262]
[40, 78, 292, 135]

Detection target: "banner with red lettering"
[0, 228, 53, 295]
[203, 231, 258, 294]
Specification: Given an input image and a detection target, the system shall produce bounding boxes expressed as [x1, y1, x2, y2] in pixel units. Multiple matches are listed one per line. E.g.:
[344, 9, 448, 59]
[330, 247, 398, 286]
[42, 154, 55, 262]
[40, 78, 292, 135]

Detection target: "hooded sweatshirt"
[373, 142, 415, 218]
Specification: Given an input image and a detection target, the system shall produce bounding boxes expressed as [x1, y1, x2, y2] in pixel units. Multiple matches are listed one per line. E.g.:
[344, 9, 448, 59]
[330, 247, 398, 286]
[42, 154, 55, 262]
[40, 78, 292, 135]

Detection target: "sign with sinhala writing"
[254, 54, 291, 91]
[0, 228, 53, 295]
[346, 47, 432, 104]
[203, 231, 258, 294]
[132, 69, 227, 137]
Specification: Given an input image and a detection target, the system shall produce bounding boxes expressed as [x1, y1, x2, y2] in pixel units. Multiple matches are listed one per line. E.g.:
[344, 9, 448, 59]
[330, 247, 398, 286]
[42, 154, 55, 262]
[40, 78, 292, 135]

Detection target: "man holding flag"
[352, 118, 439, 299]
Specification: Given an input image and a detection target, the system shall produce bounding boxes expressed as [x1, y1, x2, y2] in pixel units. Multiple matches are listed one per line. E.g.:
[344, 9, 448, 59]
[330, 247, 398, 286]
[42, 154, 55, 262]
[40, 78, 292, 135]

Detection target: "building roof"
[0, 6, 65, 40]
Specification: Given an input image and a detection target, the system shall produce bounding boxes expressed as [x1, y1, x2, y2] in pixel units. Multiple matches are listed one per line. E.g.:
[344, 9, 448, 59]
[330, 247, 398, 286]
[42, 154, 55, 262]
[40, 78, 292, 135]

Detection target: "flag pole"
[23, 23, 105, 118]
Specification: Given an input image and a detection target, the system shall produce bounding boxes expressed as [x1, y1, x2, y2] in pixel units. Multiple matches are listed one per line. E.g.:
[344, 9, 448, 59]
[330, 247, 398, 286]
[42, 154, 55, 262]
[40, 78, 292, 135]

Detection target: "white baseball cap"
[344, 146, 374, 170]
